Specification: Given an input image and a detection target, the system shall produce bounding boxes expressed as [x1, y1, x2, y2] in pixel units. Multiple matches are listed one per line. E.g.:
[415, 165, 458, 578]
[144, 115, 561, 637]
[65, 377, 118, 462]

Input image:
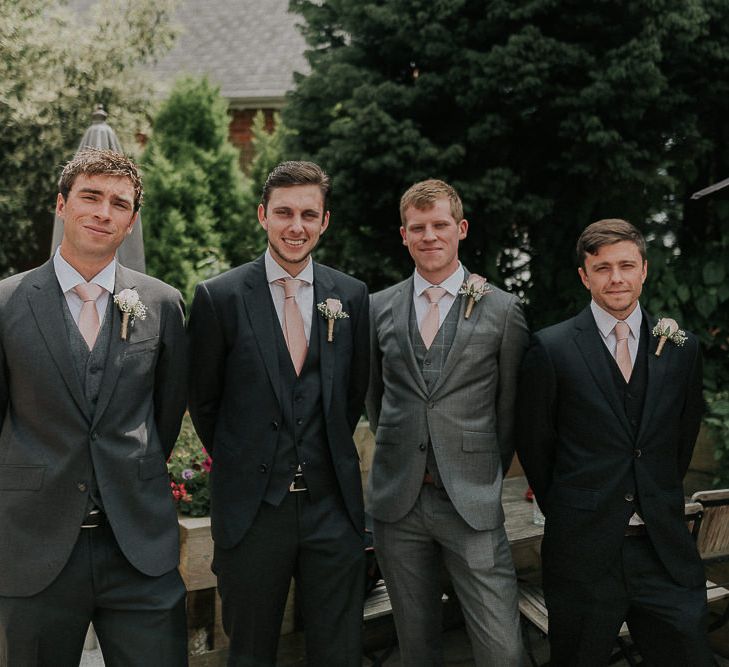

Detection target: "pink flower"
[466, 274, 487, 291]
[325, 298, 342, 314]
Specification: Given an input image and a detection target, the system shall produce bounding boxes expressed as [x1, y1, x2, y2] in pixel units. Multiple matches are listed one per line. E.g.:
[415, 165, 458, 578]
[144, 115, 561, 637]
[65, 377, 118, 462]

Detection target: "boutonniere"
[458, 273, 491, 319]
[651, 317, 687, 356]
[113, 288, 147, 341]
[317, 298, 349, 342]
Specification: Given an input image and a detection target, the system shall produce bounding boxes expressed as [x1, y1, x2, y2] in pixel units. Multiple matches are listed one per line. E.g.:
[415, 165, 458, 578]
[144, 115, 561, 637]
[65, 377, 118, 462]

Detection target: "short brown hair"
[58, 148, 143, 212]
[576, 218, 647, 268]
[261, 161, 330, 213]
[399, 179, 464, 226]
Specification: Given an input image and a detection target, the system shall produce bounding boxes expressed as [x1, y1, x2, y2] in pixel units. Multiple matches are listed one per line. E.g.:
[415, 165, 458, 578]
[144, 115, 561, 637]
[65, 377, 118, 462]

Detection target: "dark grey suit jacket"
[366, 272, 529, 530]
[516, 305, 705, 588]
[0, 260, 187, 597]
[187, 255, 370, 548]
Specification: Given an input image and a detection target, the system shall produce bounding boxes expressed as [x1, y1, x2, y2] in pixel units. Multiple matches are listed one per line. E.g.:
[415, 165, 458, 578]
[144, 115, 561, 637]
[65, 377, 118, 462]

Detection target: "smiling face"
[258, 184, 330, 276]
[57, 173, 137, 278]
[578, 240, 647, 319]
[400, 197, 468, 284]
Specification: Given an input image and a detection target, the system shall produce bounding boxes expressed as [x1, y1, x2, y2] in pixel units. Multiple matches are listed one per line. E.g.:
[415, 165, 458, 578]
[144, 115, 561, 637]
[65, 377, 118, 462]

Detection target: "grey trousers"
[374, 484, 524, 667]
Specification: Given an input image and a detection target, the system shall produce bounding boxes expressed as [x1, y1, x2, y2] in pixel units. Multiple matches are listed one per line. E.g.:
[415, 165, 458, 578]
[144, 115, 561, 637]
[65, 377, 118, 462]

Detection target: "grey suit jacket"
[0, 260, 187, 597]
[366, 272, 529, 530]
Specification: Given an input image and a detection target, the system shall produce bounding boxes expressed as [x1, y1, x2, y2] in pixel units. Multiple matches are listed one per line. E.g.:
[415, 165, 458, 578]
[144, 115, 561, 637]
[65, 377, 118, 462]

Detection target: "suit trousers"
[0, 520, 188, 667]
[373, 484, 524, 666]
[544, 534, 713, 667]
[213, 489, 365, 667]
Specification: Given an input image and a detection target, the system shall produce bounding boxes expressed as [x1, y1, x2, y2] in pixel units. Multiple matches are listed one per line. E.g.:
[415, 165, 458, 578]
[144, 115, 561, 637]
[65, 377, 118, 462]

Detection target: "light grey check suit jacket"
[366, 272, 529, 530]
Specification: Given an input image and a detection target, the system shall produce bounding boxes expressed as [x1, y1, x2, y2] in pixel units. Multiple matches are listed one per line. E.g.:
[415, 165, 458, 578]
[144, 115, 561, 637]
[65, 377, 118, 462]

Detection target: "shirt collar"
[264, 247, 313, 285]
[590, 300, 643, 339]
[53, 247, 116, 295]
[413, 263, 464, 297]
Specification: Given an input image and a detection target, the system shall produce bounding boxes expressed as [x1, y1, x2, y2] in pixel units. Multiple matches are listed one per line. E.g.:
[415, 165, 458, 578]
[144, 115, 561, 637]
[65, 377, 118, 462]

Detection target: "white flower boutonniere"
[113, 288, 147, 341]
[651, 317, 687, 357]
[458, 273, 491, 319]
[317, 298, 349, 342]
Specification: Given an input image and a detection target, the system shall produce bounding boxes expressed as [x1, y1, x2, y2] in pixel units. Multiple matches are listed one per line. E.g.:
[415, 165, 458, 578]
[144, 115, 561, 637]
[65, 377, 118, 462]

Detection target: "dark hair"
[58, 148, 143, 212]
[261, 161, 330, 213]
[576, 218, 647, 268]
[399, 178, 464, 226]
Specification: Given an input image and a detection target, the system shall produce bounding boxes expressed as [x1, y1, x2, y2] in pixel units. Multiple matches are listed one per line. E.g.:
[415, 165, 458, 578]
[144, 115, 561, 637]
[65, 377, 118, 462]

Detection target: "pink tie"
[275, 278, 307, 375]
[420, 287, 447, 350]
[614, 321, 632, 382]
[74, 283, 104, 350]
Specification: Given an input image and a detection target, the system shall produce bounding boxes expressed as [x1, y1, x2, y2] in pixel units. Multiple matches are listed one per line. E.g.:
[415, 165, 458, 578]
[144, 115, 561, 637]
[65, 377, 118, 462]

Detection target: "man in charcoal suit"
[0, 148, 188, 666]
[188, 161, 369, 666]
[366, 178, 529, 665]
[517, 218, 712, 666]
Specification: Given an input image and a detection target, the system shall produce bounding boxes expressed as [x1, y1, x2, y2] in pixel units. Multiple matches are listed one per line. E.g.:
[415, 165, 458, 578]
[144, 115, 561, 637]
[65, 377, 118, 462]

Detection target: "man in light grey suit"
[366, 179, 529, 666]
[0, 149, 188, 666]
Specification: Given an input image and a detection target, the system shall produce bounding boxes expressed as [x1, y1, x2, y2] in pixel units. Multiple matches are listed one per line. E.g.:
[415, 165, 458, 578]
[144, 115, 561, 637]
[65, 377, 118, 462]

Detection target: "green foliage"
[0, 0, 176, 277]
[167, 414, 211, 517]
[142, 76, 248, 301]
[227, 111, 293, 266]
[286, 0, 729, 439]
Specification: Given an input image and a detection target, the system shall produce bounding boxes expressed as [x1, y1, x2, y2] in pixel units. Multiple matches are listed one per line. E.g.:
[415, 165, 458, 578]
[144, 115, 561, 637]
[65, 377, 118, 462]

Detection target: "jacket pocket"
[462, 431, 498, 452]
[0, 464, 45, 490]
[124, 337, 159, 358]
[138, 455, 168, 480]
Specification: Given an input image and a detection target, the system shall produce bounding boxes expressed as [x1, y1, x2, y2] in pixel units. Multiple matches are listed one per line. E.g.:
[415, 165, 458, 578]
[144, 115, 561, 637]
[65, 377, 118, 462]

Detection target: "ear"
[641, 260, 648, 284]
[56, 193, 66, 218]
[257, 203, 268, 231]
[578, 267, 590, 290]
[458, 218, 468, 240]
[126, 212, 139, 236]
[320, 211, 330, 235]
[400, 226, 408, 246]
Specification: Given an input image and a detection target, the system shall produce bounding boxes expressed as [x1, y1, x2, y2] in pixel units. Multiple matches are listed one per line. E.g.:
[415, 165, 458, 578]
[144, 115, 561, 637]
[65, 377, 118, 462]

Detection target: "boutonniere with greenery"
[113, 288, 147, 341]
[652, 317, 687, 357]
[317, 298, 349, 342]
[458, 273, 491, 319]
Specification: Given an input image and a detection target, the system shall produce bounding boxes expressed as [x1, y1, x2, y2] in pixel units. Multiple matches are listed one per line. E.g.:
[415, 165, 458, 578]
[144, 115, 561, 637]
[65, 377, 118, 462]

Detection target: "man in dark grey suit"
[188, 161, 369, 666]
[366, 179, 529, 665]
[517, 219, 711, 666]
[0, 148, 188, 666]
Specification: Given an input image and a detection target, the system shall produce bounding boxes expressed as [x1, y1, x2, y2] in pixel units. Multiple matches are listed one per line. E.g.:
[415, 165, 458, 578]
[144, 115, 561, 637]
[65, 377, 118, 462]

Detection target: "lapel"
[391, 276, 428, 398]
[26, 261, 88, 419]
[313, 263, 337, 415]
[573, 306, 633, 437]
[430, 269, 480, 396]
[636, 309, 666, 443]
[92, 264, 133, 428]
[241, 256, 282, 407]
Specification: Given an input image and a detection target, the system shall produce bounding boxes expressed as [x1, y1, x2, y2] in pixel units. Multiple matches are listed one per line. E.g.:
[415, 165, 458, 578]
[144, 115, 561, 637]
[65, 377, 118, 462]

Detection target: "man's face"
[258, 184, 329, 277]
[57, 173, 137, 268]
[578, 240, 647, 319]
[400, 197, 468, 284]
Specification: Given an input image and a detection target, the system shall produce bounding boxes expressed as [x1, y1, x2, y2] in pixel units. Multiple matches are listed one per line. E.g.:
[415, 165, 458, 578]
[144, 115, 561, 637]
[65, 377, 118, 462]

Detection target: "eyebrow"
[77, 187, 133, 206]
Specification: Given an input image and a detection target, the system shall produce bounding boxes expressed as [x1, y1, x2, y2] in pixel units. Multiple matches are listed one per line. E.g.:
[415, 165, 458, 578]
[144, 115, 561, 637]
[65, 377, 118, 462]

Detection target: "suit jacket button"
[258, 464, 268, 473]
[77, 482, 88, 492]
[90, 432, 98, 441]
[624, 492, 634, 502]
[634, 449, 642, 458]
[419, 443, 426, 451]
[428, 401, 435, 409]
[271, 421, 279, 431]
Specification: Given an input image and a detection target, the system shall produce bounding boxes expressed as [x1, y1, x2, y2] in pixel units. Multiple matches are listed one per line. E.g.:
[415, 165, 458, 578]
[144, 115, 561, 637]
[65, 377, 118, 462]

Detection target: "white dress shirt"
[412, 264, 465, 328]
[591, 300, 642, 366]
[265, 248, 314, 344]
[53, 248, 115, 326]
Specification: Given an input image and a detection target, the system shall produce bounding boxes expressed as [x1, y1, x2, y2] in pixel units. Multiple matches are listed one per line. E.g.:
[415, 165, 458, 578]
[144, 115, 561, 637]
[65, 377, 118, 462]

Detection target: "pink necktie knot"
[425, 286, 447, 304]
[73, 283, 104, 350]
